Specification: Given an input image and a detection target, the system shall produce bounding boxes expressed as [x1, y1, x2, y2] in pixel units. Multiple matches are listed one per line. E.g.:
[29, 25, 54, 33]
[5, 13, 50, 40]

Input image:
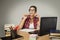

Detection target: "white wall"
[0, 0, 60, 30]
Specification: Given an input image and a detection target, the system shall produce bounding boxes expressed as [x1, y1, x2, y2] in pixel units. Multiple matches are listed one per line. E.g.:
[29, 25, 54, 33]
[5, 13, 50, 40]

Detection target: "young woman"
[11, 5, 40, 32]
[10, 6, 40, 39]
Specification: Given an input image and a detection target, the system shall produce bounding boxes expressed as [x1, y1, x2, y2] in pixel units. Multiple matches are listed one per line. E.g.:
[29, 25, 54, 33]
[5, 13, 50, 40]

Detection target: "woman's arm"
[17, 15, 27, 31]
[35, 14, 40, 30]
[9, 14, 28, 31]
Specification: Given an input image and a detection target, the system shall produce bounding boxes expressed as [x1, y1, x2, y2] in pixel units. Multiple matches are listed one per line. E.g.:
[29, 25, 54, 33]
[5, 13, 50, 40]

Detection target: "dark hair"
[29, 5, 37, 13]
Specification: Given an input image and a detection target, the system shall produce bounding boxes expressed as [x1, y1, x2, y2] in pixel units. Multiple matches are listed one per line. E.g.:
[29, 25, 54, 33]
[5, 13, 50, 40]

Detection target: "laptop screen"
[38, 17, 57, 36]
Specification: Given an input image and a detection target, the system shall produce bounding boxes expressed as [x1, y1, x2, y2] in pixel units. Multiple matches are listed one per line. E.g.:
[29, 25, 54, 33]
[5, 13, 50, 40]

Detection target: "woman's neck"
[30, 15, 34, 19]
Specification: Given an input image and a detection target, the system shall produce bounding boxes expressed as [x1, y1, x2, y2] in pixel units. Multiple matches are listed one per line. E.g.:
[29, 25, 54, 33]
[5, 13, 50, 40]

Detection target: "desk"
[17, 31, 50, 40]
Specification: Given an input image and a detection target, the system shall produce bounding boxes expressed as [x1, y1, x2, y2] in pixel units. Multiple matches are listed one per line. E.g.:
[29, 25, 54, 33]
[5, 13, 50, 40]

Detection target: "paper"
[20, 29, 35, 32]
[29, 34, 37, 40]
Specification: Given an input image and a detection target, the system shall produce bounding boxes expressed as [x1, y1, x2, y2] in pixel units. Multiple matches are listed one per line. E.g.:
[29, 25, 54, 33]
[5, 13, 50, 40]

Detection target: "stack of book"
[50, 30, 60, 40]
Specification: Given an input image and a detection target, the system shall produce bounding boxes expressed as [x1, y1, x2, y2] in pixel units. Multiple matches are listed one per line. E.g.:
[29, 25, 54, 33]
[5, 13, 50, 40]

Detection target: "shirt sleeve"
[14, 25, 19, 31]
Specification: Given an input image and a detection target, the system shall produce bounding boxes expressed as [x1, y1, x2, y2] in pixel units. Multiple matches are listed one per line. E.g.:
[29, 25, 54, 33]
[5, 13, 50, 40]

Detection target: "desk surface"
[17, 31, 50, 40]
[37, 35, 50, 40]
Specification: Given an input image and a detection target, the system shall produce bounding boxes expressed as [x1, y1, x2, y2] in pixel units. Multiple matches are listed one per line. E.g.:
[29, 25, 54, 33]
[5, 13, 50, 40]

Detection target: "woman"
[11, 5, 40, 32]
[10, 6, 40, 39]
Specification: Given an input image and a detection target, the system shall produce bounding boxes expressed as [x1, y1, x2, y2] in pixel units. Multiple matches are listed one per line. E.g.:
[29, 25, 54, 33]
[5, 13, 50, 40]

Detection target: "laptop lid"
[38, 17, 57, 36]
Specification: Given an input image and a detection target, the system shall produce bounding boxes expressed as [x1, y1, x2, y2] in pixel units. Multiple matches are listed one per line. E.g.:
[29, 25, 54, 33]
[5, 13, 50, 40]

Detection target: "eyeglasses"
[29, 9, 35, 11]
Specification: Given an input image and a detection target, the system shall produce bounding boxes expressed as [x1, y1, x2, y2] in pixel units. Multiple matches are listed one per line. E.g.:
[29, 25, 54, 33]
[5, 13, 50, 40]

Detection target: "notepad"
[20, 29, 35, 32]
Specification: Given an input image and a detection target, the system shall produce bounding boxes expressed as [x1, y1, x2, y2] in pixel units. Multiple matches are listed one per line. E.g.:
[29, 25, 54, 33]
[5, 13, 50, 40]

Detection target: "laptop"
[38, 17, 57, 36]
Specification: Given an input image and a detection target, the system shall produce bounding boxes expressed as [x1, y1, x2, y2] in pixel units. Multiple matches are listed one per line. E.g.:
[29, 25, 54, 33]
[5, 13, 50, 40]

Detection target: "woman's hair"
[29, 5, 37, 13]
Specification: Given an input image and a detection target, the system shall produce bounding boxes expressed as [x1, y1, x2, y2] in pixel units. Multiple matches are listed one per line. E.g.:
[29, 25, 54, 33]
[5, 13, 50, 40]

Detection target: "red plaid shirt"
[23, 15, 39, 29]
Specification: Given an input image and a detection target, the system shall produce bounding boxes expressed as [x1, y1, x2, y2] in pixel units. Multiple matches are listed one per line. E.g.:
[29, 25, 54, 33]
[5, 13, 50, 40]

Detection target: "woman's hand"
[34, 13, 40, 18]
[22, 14, 29, 20]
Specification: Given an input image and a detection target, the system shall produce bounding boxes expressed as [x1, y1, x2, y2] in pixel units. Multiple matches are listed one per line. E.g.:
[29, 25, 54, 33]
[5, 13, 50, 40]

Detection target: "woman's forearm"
[36, 15, 40, 30]
[18, 18, 26, 30]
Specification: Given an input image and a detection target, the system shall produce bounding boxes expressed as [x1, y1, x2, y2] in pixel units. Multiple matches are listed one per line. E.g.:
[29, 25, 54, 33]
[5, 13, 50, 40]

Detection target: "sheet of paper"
[29, 34, 37, 40]
[20, 29, 35, 32]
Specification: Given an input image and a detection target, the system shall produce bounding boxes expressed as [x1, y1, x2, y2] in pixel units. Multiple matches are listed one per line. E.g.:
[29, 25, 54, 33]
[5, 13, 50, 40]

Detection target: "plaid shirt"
[23, 15, 39, 29]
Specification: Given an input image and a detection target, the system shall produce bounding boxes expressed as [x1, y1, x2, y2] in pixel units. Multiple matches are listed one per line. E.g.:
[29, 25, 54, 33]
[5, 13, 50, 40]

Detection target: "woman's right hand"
[22, 14, 29, 20]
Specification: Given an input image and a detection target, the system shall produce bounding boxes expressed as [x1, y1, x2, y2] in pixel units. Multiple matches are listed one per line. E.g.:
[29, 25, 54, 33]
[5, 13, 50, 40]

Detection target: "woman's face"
[29, 7, 35, 16]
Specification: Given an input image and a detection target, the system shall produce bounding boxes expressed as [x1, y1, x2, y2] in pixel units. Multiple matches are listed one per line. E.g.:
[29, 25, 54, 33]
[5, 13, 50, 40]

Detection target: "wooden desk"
[37, 35, 50, 40]
[17, 31, 50, 40]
